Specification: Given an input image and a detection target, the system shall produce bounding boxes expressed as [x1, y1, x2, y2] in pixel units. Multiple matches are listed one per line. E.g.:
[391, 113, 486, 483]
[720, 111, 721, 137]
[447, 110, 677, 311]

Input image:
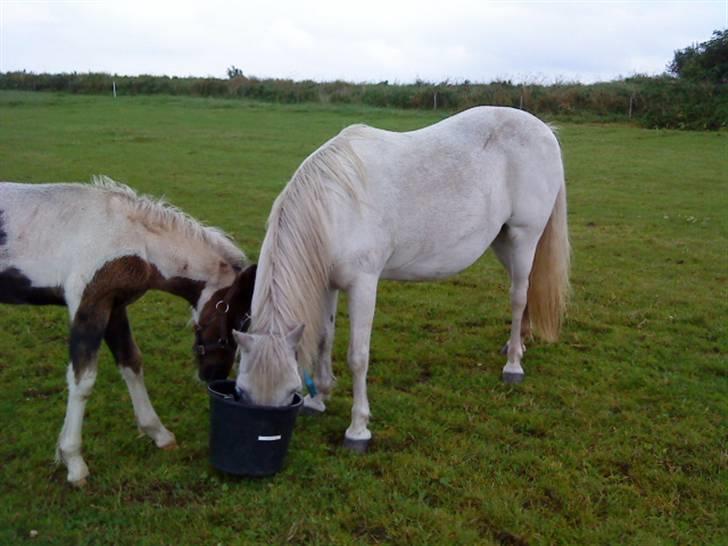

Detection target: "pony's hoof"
[160, 440, 178, 451]
[343, 437, 370, 453]
[502, 371, 525, 384]
[70, 477, 88, 488]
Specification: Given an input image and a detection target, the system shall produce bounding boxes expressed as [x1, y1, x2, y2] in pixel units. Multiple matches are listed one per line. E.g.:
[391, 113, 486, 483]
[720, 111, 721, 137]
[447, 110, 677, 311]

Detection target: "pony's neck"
[248, 191, 332, 370]
[249, 253, 301, 336]
[247, 128, 365, 369]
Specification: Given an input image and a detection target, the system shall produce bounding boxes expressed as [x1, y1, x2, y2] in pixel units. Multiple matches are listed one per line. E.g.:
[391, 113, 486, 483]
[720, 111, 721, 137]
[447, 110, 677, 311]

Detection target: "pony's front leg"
[57, 303, 111, 486]
[105, 306, 176, 449]
[343, 276, 378, 452]
[303, 289, 338, 415]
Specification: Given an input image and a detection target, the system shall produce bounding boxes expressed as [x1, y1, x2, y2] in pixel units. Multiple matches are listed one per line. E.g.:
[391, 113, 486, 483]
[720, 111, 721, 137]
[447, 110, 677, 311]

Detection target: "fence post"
[433, 90, 438, 110]
[628, 93, 634, 119]
[113, 80, 117, 98]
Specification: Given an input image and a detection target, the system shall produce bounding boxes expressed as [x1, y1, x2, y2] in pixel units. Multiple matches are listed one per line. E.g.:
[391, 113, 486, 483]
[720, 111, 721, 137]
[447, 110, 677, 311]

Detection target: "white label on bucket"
[258, 435, 282, 442]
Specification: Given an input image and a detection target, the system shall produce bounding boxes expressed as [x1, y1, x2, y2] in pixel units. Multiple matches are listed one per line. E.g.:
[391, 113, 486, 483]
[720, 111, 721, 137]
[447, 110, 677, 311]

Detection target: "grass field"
[0, 91, 726, 545]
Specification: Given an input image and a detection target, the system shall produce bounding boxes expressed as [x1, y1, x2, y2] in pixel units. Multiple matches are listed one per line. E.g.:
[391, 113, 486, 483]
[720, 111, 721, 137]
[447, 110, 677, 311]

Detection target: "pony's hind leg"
[57, 301, 112, 486]
[303, 289, 338, 415]
[492, 229, 530, 357]
[491, 225, 540, 384]
[105, 306, 176, 449]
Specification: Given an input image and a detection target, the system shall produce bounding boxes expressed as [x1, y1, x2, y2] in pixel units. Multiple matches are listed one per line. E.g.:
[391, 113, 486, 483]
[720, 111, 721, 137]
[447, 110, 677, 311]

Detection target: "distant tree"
[227, 65, 244, 79]
[668, 29, 728, 83]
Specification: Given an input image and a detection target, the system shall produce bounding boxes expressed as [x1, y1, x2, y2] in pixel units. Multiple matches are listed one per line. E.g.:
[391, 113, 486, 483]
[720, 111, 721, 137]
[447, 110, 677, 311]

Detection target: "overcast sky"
[1, 1, 725, 84]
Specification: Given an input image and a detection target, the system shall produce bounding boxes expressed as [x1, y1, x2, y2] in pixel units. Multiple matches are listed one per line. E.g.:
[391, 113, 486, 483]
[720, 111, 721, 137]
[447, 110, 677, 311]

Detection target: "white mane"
[250, 126, 367, 371]
[91, 175, 246, 268]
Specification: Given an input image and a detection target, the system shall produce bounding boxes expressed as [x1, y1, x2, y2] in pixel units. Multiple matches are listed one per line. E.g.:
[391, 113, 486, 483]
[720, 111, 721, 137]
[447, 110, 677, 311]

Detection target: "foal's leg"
[104, 306, 176, 449]
[492, 226, 540, 384]
[303, 289, 338, 415]
[57, 301, 112, 486]
[343, 276, 378, 452]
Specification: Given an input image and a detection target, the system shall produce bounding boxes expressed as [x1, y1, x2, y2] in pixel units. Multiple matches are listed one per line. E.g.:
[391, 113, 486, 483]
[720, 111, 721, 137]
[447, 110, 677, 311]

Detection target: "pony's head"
[193, 264, 257, 382]
[231, 324, 305, 406]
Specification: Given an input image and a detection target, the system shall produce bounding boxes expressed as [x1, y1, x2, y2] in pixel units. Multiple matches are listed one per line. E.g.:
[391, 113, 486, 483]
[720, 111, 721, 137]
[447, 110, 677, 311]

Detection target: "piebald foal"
[0, 178, 256, 485]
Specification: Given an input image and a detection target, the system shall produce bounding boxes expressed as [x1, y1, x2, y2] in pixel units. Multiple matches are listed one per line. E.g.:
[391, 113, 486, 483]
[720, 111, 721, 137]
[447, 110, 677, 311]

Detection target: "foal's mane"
[251, 126, 368, 371]
[91, 176, 246, 267]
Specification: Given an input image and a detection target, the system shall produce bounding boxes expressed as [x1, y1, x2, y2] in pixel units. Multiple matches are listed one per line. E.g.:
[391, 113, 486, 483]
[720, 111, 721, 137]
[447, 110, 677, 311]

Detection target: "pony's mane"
[250, 126, 368, 371]
[91, 176, 246, 267]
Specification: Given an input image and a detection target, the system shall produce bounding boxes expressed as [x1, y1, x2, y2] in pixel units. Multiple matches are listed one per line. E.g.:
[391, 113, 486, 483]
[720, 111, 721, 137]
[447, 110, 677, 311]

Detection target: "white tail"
[527, 183, 571, 342]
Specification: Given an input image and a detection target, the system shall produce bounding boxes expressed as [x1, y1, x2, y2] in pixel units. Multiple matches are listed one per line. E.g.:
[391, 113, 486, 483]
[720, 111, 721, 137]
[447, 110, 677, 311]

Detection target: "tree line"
[1, 30, 725, 130]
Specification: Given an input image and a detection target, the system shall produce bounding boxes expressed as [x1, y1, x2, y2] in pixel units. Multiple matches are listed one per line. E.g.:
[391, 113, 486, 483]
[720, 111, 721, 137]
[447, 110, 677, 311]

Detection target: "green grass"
[0, 91, 726, 545]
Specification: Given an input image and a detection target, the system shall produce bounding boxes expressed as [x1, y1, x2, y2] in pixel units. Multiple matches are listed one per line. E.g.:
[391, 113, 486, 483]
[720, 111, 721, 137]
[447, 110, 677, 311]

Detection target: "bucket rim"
[208, 379, 303, 412]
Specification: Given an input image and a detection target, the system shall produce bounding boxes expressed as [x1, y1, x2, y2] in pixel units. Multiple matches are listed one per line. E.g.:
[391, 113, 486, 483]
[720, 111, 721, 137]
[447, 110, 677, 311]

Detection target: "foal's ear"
[285, 324, 305, 349]
[237, 263, 257, 287]
[232, 330, 256, 352]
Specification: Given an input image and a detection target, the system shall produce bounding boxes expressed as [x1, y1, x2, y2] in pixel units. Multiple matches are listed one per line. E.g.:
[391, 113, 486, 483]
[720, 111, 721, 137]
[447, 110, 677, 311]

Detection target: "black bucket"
[208, 380, 303, 477]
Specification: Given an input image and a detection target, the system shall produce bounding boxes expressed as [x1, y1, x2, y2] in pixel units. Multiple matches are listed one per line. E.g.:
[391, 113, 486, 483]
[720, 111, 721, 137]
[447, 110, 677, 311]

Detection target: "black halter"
[194, 300, 250, 357]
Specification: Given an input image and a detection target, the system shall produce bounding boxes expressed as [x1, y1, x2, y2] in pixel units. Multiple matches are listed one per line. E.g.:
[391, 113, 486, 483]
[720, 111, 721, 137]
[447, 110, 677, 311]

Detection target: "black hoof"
[343, 437, 370, 453]
[502, 372, 525, 384]
[300, 405, 325, 417]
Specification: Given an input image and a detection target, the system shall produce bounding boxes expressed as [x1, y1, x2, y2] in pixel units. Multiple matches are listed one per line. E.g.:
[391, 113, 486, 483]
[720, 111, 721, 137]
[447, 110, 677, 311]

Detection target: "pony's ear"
[232, 330, 256, 352]
[285, 324, 305, 349]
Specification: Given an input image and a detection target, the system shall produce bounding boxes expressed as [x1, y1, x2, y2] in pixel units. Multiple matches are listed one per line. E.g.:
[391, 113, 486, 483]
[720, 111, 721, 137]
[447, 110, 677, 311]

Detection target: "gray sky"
[1, 0, 725, 84]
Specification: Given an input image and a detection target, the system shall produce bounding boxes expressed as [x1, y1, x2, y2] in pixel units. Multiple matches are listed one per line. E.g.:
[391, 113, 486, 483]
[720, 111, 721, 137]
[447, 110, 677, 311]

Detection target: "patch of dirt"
[23, 386, 63, 399]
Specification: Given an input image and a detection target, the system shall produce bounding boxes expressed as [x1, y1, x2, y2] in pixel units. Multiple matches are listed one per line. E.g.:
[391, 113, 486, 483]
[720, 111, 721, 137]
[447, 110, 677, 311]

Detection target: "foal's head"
[193, 264, 257, 382]
[231, 324, 305, 406]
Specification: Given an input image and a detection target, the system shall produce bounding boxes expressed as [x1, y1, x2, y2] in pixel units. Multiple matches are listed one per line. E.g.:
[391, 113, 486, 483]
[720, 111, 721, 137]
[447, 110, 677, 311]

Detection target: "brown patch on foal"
[71, 256, 206, 378]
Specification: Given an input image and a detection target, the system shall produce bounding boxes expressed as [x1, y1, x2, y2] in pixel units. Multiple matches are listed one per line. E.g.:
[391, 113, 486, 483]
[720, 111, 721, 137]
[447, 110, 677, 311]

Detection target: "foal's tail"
[528, 183, 571, 342]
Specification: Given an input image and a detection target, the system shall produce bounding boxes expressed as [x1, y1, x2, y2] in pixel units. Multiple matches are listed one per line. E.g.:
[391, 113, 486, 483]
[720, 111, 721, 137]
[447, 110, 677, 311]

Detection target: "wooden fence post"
[628, 93, 634, 119]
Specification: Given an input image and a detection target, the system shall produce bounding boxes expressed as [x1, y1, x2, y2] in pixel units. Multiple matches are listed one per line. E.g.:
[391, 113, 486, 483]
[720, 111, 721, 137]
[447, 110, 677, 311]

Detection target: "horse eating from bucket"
[232, 106, 570, 451]
[0, 177, 256, 485]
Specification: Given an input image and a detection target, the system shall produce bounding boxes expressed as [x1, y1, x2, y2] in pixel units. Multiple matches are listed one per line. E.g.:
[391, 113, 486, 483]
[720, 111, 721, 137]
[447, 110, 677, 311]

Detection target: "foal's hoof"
[343, 437, 370, 454]
[502, 372, 525, 384]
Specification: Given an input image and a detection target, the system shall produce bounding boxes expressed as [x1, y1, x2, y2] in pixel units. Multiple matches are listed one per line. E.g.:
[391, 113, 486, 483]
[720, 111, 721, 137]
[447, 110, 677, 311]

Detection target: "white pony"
[233, 106, 570, 450]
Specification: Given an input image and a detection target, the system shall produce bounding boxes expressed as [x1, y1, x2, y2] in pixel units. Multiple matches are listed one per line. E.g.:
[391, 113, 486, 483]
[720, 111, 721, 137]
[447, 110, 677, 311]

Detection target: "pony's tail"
[527, 182, 571, 342]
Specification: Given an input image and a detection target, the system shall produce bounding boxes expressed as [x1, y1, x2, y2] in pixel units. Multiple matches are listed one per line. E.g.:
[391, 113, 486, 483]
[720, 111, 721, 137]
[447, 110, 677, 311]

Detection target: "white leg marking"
[57, 363, 96, 484]
[119, 367, 176, 448]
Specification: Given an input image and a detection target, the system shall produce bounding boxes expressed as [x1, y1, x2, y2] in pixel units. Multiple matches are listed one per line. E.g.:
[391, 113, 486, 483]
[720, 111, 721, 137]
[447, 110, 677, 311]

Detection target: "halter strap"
[194, 299, 250, 356]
